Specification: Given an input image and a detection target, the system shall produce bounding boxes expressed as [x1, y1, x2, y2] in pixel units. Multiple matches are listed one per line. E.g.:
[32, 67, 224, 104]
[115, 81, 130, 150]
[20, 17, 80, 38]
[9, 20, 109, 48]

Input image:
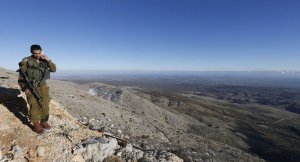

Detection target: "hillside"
[0, 67, 265, 162]
[90, 74, 300, 162]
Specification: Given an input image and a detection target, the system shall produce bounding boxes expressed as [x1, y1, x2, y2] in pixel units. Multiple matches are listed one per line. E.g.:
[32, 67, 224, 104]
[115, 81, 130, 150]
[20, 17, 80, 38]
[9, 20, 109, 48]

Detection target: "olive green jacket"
[18, 55, 56, 91]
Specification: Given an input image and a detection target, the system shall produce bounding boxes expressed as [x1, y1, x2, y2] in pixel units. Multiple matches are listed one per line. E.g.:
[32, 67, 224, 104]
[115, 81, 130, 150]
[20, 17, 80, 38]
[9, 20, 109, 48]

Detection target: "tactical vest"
[26, 57, 49, 84]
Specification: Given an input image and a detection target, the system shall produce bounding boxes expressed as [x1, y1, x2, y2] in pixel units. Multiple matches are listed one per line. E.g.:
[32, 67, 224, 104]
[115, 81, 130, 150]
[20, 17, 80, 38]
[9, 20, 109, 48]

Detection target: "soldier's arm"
[18, 58, 28, 91]
[47, 60, 56, 72]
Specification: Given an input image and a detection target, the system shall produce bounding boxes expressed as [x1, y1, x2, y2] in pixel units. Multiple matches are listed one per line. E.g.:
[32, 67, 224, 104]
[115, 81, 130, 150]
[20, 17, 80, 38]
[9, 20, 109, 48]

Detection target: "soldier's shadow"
[0, 87, 33, 129]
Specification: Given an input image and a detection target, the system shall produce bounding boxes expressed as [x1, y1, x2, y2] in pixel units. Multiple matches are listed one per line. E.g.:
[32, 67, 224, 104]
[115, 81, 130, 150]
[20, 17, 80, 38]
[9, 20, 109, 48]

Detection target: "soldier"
[18, 44, 56, 134]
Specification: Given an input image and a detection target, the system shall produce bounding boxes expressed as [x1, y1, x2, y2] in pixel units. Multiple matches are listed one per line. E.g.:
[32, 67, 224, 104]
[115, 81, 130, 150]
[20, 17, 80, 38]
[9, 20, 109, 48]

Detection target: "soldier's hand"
[41, 53, 49, 61]
[25, 89, 31, 95]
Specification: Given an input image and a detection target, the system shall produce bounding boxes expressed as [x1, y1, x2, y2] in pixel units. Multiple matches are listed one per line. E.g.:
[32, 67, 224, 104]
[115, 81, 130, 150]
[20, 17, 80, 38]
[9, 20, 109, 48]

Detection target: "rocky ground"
[0, 67, 265, 162]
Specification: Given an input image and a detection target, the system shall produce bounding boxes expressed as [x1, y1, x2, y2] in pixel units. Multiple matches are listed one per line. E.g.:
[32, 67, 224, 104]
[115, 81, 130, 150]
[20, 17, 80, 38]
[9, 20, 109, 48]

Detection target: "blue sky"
[0, 0, 299, 71]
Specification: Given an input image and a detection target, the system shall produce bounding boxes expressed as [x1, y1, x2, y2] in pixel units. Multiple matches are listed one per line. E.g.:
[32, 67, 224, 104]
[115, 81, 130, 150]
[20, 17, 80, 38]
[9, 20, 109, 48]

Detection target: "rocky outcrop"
[72, 136, 184, 162]
[88, 85, 123, 102]
[72, 137, 119, 162]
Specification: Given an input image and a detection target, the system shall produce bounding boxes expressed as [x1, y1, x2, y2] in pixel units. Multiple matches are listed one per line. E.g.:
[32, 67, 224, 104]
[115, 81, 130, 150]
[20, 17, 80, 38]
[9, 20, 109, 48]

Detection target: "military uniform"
[18, 55, 56, 124]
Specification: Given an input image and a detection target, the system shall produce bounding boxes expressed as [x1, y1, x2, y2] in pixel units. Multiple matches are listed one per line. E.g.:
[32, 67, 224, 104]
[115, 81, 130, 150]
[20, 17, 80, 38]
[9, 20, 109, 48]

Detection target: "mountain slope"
[0, 67, 264, 161]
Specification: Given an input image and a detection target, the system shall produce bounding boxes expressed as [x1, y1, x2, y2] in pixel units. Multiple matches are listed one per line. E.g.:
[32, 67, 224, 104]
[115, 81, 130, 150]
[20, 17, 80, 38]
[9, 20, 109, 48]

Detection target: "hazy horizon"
[50, 70, 300, 90]
[51, 69, 300, 77]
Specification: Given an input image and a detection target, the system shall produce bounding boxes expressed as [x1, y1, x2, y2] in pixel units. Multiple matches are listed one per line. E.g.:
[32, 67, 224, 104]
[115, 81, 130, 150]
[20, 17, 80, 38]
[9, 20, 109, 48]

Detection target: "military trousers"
[26, 84, 50, 123]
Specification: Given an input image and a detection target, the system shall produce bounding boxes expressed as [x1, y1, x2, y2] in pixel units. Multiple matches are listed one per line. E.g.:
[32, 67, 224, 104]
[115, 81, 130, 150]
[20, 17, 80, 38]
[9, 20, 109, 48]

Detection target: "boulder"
[72, 137, 118, 162]
[12, 145, 24, 159]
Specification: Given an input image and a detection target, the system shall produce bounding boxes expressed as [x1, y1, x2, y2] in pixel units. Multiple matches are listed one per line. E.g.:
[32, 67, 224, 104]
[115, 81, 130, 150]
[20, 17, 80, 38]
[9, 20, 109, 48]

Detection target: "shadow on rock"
[0, 87, 33, 129]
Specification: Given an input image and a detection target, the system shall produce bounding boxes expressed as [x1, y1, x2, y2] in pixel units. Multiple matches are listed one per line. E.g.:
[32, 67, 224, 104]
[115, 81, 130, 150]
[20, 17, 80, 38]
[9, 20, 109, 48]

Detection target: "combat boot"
[33, 122, 44, 134]
[40, 119, 51, 130]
